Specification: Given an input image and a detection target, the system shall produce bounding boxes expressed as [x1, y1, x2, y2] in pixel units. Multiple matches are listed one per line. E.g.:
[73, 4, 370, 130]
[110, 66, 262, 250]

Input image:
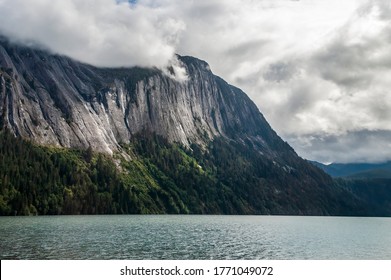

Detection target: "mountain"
[311, 161, 391, 216]
[0, 38, 283, 155]
[0, 38, 381, 216]
[311, 161, 391, 179]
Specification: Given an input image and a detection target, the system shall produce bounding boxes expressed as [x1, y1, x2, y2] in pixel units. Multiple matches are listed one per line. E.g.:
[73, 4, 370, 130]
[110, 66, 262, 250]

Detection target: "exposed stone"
[0, 39, 291, 159]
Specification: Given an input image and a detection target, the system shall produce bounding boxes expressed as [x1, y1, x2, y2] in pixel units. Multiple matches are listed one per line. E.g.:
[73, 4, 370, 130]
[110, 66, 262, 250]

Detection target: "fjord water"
[1, 215, 390, 259]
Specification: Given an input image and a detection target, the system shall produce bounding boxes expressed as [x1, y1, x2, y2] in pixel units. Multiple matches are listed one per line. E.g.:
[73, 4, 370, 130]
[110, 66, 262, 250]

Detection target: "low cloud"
[0, 0, 185, 68]
[287, 130, 391, 164]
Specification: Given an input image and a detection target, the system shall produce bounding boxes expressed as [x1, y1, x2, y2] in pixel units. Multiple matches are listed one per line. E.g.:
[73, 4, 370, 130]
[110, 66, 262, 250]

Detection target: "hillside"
[311, 161, 391, 179]
[0, 38, 382, 216]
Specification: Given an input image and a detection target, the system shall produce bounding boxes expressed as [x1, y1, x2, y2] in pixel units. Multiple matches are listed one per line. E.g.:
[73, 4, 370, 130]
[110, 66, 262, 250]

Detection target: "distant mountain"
[311, 161, 391, 179]
[311, 161, 391, 216]
[0, 37, 387, 216]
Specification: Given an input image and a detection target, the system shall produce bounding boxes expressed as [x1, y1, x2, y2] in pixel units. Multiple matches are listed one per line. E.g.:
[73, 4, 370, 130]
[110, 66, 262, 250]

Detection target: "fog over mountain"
[1, 0, 390, 163]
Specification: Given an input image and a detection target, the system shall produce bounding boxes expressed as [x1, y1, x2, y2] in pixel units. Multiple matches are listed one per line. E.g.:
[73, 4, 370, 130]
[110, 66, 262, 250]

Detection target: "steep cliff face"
[0, 39, 286, 156]
[2, 38, 372, 216]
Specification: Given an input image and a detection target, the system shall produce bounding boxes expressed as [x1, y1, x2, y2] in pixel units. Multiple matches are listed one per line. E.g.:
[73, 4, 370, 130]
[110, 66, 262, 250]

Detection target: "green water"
[1, 215, 390, 259]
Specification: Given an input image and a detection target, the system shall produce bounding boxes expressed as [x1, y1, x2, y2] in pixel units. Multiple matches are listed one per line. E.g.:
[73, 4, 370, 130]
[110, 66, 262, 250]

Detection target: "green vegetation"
[336, 178, 391, 216]
[0, 129, 174, 215]
[0, 129, 377, 216]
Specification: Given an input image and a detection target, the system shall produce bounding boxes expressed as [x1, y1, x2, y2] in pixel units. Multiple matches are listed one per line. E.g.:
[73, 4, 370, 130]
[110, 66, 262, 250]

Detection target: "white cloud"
[1, 0, 390, 163]
[0, 0, 185, 68]
[174, 0, 391, 163]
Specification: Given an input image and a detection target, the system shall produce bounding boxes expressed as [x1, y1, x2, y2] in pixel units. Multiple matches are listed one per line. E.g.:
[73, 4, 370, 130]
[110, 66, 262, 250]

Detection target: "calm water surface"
[1, 215, 390, 259]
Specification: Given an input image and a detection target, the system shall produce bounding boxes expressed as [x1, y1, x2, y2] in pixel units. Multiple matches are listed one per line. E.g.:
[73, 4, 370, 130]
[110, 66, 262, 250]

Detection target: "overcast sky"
[0, 0, 390, 163]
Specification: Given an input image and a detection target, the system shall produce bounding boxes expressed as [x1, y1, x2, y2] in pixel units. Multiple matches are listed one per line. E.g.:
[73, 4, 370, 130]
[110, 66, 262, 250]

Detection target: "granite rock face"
[0, 39, 289, 156]
[3, 39, 375, 216]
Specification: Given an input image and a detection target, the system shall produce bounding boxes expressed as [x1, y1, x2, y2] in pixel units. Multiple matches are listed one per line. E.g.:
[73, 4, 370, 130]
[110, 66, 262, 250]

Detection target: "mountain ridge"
[0, 37, 385, 216]
[0, 38, 287, 156]
[311, 161, 391, 179]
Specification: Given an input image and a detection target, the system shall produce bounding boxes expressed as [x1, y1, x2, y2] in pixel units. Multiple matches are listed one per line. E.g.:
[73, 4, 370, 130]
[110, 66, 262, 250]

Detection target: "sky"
[0, 0, 390, 163]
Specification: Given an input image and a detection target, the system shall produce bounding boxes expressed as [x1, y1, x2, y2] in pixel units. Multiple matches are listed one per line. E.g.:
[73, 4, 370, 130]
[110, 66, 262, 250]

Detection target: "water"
[1, 215, 391, 259]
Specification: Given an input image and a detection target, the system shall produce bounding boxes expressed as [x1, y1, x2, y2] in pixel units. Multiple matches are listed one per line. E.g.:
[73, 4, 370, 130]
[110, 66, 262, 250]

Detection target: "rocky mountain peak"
[0, 39, 288, 157]
[3, 37, 384, 217]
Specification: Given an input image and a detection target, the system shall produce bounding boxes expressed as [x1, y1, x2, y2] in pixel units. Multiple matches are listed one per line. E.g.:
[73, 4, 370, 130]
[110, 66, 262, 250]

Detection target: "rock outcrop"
[1, 38, 376, 216]
[0, 39, 287, 157]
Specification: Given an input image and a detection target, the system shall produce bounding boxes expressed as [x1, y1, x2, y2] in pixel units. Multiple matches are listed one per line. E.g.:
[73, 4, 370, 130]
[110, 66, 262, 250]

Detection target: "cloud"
[278, 0, 391, 162]
[287, 130, 391, 164]
[182, 0, 391, 163]
[0, 0, 185, 68]
[311, 2, 391, 91]
[263, 62, 298, 83]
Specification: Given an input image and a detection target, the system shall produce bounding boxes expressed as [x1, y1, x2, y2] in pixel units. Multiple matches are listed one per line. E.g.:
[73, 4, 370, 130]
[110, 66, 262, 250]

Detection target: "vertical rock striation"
[1, 38, 371, 216]
[0, 39, 288, 157]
